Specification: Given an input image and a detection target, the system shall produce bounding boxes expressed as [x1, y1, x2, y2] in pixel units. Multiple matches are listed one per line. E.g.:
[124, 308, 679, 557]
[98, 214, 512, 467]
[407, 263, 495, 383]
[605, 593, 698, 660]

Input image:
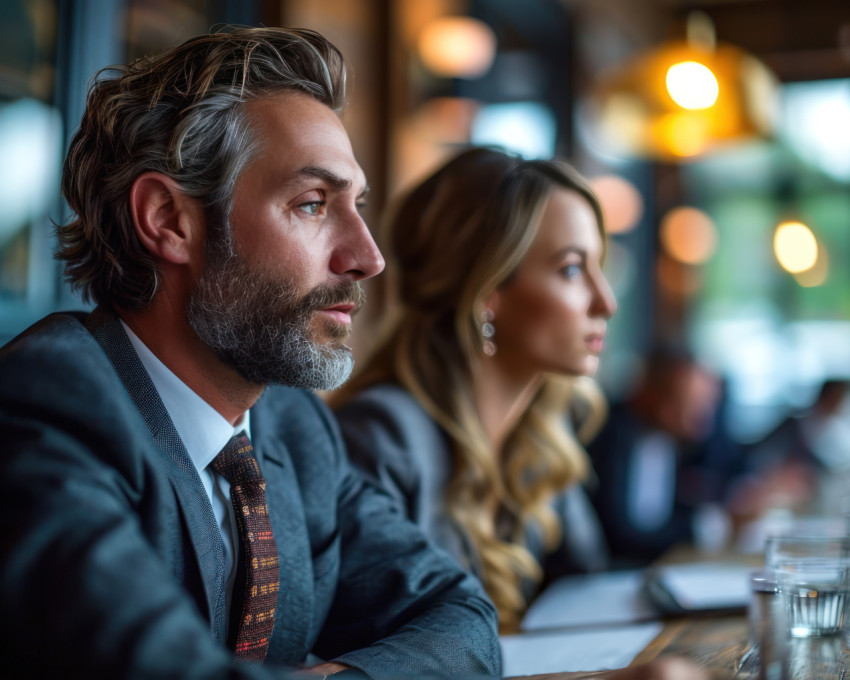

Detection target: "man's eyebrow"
[298, 165, 353, 190]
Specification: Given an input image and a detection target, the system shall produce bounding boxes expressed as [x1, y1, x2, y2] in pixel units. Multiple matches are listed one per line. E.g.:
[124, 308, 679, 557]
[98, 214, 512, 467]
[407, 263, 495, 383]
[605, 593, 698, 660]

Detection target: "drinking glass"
[765, 535, 850, 639]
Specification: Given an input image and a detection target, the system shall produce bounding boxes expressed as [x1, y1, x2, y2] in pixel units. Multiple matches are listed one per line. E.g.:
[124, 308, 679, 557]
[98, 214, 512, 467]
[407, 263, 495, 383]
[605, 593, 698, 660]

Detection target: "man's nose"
[330, 213, 385, 281]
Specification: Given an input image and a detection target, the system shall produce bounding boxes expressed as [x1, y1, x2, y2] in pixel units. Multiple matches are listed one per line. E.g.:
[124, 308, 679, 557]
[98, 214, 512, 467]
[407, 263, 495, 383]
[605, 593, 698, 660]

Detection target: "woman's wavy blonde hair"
[334, 147, 608, 630]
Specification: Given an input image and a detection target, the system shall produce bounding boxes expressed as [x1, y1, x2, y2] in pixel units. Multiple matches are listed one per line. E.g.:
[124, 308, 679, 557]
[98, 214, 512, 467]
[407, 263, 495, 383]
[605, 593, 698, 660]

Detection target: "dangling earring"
[481, 309, 497, 356]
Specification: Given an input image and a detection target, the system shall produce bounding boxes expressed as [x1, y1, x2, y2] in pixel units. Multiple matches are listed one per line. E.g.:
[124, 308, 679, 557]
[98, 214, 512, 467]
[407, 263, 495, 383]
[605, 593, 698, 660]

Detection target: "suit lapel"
[251, 397, 313, 661]
[84, 307, 228, 641]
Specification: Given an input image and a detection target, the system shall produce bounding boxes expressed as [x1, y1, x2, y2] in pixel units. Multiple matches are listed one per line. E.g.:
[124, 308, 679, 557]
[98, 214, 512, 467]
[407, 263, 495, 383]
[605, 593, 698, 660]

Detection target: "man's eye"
[299, 201, 325, 215]
[356, 201, 368, 213]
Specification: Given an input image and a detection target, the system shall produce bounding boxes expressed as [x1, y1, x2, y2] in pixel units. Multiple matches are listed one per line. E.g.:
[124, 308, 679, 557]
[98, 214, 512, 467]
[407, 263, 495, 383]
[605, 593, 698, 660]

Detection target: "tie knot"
[211, 433, 261, 484]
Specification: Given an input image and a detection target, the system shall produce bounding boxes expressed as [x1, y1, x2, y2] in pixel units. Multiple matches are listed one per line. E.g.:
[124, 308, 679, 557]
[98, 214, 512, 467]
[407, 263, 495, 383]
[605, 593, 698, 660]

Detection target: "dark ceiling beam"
[667, 0, 850, 81]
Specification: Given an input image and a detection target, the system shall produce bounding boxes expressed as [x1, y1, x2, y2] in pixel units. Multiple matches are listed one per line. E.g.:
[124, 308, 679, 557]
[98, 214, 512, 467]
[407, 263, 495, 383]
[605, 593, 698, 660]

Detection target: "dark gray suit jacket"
[0, 310, 500, 679]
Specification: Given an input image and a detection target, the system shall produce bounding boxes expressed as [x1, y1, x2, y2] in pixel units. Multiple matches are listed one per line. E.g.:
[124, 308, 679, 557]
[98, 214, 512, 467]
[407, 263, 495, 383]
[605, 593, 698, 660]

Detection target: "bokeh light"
[655, 112, 712, 157]
[666, 61, 719, 109]
[471, 102, 556, 159]
[660, 206, 718, 264]
[590, 175, 644, 234]
[774, 221, 818, 273]
[0, 99, 62, 242]
[794, 247, 829, 288]
[417, 16, 496, 79]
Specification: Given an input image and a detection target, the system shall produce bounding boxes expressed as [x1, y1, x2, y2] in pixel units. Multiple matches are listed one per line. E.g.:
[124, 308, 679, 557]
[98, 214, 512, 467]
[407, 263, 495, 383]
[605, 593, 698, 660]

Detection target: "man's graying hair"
[57, 27, 347, 310]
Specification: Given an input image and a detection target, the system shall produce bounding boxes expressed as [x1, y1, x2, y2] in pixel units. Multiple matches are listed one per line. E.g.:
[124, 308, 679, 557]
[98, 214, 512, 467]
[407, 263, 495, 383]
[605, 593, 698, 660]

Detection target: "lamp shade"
[586, 41, 779, 160]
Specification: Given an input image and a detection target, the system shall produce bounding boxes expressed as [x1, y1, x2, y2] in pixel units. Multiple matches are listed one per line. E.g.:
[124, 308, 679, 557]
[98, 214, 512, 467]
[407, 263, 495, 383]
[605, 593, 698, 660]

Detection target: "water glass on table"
[765, 535, 850, 639]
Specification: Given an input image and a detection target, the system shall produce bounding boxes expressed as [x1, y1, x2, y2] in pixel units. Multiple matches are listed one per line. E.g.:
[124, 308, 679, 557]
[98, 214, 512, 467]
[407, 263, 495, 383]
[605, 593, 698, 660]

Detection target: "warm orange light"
[584, 40, 778, 161]
[660, 207, 717, 264]
[656, 112, 712, 157]
[774, 221, 818, 273]
[666, 61, 719, 109]
[417, 16, 496, 78]
[589, 175, 644, 234]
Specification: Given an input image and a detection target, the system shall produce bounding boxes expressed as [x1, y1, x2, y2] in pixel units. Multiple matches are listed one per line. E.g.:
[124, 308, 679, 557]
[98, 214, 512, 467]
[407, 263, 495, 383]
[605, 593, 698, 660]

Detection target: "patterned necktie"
[211, 433, 279, 662]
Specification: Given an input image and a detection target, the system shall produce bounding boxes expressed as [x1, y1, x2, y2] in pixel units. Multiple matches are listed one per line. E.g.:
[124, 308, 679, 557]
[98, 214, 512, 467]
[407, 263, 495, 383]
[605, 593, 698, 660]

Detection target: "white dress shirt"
[121, 321, 246, 624]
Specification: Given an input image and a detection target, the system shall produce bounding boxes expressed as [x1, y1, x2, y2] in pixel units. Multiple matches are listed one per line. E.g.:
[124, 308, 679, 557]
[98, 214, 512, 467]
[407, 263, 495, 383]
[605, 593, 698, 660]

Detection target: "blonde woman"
[332, 147, 617, 631]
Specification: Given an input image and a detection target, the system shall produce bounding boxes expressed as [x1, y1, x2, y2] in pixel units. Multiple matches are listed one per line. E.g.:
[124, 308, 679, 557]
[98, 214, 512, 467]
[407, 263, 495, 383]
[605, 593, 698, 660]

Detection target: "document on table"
[521, 569, 658, 631]
[644, 561, 752, 612]
[500, 621, 664, 676]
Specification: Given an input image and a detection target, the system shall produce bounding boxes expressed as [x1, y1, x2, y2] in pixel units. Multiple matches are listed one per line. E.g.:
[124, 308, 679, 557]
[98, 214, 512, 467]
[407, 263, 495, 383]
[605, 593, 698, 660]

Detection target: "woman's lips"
[586, 334, 605, 353]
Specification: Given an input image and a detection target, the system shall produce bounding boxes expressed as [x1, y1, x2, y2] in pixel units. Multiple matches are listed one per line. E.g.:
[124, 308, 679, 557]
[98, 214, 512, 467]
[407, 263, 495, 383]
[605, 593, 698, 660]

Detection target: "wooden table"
[633, 614, 750, 675]
[521, 613, 750, 679]
[523, 612, 847, 679]
[511, 547, 848, 679]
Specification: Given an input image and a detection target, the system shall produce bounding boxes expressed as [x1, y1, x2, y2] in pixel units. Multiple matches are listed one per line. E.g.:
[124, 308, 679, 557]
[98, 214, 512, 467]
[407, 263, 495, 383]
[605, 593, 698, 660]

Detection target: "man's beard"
[186, 228, 364, 391]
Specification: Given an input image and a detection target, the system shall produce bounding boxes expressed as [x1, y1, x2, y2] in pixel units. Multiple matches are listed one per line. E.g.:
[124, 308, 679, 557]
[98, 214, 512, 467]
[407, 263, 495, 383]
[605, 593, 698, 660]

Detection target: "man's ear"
[129, 172, 204, 265]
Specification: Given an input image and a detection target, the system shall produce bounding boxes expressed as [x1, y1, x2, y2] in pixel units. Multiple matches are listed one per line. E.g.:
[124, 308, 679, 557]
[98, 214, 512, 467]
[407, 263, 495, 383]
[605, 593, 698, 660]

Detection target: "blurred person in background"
[332, 146, 617, 633]
[588, 347, 742, 565]
[728, 378, 850, 534]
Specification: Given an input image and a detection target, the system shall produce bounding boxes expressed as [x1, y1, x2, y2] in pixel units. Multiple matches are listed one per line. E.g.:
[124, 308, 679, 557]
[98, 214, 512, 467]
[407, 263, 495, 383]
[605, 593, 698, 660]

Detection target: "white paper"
[500, 622, 664, 676]
[652, 562, 751, 610]
[521, 569, 657, 631]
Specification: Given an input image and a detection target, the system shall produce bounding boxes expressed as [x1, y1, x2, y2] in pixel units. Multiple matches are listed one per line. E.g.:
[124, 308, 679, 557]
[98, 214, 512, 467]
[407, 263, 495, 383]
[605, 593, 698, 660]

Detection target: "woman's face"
[488, 187, 617, 378]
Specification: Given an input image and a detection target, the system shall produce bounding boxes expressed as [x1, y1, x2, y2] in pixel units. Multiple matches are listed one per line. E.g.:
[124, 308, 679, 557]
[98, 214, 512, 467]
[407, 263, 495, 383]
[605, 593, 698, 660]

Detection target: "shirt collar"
[120, 320, 250, 473]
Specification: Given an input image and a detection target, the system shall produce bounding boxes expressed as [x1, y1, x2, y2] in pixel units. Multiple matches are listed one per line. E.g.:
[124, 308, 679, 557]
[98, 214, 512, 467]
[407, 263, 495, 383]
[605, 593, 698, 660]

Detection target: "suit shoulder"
[0, 312, 119, 405]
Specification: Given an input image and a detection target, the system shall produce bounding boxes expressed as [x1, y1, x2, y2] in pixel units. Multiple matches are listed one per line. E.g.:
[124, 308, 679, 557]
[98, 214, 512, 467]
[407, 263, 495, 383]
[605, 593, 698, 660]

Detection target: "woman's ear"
[129, 172, 204, 265]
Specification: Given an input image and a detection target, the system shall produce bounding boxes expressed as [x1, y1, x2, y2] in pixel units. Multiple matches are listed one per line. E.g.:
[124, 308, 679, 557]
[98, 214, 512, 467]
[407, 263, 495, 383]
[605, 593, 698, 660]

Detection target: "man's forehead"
[245, 92, 345, 145]
[244, 92, 365, 189]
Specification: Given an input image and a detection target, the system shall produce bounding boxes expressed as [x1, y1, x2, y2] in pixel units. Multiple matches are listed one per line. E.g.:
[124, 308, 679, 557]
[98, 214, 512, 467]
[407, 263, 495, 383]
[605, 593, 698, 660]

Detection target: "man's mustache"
[297, 281, 366, 317]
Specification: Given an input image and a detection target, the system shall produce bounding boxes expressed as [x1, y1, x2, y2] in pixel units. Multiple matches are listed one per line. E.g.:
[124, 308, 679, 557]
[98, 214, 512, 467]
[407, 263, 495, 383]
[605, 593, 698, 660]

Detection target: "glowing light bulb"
[666, 61, 719, 110]
[774, 221, 818, 273]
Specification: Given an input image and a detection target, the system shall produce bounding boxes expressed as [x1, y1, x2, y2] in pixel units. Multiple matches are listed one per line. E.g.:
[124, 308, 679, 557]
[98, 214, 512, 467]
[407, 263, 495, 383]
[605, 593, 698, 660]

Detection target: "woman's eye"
[299, 201, 325, 216]
[560, 264, 582, 279]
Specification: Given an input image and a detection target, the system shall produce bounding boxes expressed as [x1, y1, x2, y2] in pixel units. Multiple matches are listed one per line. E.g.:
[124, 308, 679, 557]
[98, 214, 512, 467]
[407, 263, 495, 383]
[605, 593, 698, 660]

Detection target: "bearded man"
[0, 27, 499, 679]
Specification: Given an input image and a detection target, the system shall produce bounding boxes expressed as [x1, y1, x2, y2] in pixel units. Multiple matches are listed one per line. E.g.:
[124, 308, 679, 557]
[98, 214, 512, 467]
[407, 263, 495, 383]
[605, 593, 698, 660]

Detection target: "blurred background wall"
[1, 0, 849, 447]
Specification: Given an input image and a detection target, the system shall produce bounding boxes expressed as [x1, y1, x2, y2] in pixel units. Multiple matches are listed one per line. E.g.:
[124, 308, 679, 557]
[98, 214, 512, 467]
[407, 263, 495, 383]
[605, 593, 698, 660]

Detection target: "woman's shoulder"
[335, 382, 446, 462]
[335, 382, 453, 510]
[337, 383, 434, 430]
[343, 382, 419, 407]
